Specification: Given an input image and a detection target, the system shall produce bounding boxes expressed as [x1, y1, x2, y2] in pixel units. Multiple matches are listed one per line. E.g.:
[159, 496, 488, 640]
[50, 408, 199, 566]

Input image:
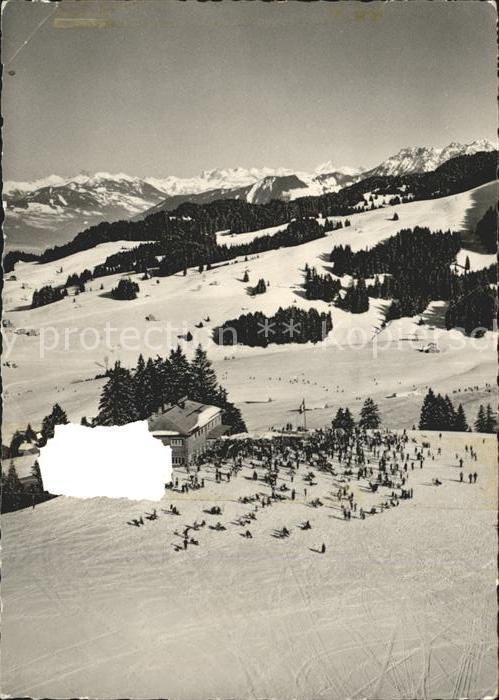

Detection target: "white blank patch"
[39, 422, 172, 501]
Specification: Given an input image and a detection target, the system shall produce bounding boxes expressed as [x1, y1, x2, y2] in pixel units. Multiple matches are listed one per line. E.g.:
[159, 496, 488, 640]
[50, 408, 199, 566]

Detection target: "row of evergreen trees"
[332, 398, 381, 431]
[419, 389, 469, 431]
[1, 460, 47, 513]
[5, 405, 68, 457]
[31, 284, 68, 308]
[323, 218, 345, 232]
[336, 277, 370, 313]
[329, 228, 496, 331]
[213, 307, 333, 347]
[93, 346, 246, 433]
[7, 423, 37, 458]
[4, 250, 40, 273]
[1, 404, 68, 512]
[303, 264, 370, 312]
[304, 265, 341, 302]
[475, 404, 497, 433]
[330, 228, 461, 278]
[419, 388, 496, 432]
[66, 269, 92, 288]
[32, 269, 94, 308]
[444, 273, 496, 334]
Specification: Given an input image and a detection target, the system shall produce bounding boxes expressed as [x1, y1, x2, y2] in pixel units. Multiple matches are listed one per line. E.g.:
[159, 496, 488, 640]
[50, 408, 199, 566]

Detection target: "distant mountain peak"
[4, 138, 495, 252]
[364, 139, 496, 178]
[314, 162, 364, 177]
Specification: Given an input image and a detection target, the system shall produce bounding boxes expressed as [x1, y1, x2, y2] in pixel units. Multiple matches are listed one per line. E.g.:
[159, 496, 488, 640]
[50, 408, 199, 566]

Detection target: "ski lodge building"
[148, 397, 229, 465]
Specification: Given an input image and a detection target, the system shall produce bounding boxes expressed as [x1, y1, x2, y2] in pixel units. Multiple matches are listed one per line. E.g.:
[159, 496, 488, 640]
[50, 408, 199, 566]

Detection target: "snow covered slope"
[2, 431, 497, 698]
[2, 182, 496, 440]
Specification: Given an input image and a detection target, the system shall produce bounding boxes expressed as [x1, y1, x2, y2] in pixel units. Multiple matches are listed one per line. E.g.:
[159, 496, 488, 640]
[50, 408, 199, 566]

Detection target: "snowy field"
[2, 431, 497, 699]
[2, 182, 496, 441]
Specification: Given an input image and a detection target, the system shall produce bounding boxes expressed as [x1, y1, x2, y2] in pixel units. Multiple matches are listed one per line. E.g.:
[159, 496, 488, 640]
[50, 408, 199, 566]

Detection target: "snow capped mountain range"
[362, 139, 496, 178]
[3, 139, 495, 251]
[3, 173, 170, 251]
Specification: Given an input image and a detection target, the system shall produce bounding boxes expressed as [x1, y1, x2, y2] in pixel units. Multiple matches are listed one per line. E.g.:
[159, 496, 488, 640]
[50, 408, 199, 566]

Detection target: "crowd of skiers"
[128, 427, 481, 555]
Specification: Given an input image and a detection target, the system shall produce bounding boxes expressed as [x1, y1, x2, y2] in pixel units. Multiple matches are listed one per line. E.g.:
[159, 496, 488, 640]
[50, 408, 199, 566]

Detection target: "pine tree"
[168, 346, 192, 403]
[484, 404, 497, 433]
[354, 277, 369, 313]
[385, 300, 402, 322]
[145, 357, 163, 412]
[332, 408, 344, 430]
[221, 401, 247, 434]
[134, 354, 157, 419]
[419, 388, 436, 430]
[190, 345, 219, 404]
[95, 362, 139, 426]
[30, 460, 44, 494]
[359, 398, 381, 429]
[444, 395, 456, 430]
[40, 403, 68, 445]
[332, 407, 355, 431]
[429, 393, 455, 431]
[454, 404, 468, 432]
[343, 408, 355, 432]
[242, 270, 249, 283]
[25, 423, 37, 442]
[474, 404, 487, 432]
[3, 462, 24, 510]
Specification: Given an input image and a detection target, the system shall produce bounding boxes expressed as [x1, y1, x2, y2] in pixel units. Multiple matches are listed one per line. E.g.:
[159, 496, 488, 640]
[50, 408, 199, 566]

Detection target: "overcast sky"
[2, 0, 497, 181]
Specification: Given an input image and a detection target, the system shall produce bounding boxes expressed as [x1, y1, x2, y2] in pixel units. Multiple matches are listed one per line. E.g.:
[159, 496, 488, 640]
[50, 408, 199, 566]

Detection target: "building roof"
[148, 400, 222, 437]
[206, 424, 231, 440]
